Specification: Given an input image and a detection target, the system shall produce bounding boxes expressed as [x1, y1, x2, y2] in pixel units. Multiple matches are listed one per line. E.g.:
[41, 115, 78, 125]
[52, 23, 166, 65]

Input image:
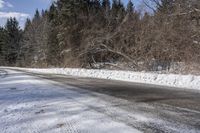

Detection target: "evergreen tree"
[47, 3, 62, 66]
[91, 0, 101, 13]
[111, 0, 119, 16]
[34, 9, 40, 20]
[111, 0, 125, 26]
[48, 3, 57, 21]
[3, 18, 22, 65]
[102, 0, 110, 10]
[0, 27, 6, 65]
[127, 0, 134, 14]
[102, 0, 111, 25]
[0, 27, 5, 54]
[24, 18, 31, 31]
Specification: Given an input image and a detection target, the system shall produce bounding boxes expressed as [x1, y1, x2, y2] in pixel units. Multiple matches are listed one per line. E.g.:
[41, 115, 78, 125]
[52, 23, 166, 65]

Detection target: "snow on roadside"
[2, 67, 200, 90]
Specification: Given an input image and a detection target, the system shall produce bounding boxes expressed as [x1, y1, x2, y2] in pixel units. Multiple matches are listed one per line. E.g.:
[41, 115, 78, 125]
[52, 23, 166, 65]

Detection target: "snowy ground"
[0, 69, 142, 133]
[1, 69, 200, 133]
[4, 67, 200, 91]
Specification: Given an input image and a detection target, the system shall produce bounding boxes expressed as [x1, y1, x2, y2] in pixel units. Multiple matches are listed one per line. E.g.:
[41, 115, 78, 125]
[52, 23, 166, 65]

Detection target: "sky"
[0, 0, 141, 28]
[0, 0, 54, 28]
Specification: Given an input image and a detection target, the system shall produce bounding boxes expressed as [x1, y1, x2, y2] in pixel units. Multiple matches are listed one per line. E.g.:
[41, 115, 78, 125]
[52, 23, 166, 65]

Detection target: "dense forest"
[0, 0, 200, 74]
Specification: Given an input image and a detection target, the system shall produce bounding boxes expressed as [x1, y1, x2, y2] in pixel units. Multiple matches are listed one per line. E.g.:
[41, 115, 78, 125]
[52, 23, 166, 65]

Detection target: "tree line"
[0, 0, 200, 73]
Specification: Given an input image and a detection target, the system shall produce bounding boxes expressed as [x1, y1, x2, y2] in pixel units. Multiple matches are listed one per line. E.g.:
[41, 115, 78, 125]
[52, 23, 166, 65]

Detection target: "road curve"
[2, 68, 200, 132]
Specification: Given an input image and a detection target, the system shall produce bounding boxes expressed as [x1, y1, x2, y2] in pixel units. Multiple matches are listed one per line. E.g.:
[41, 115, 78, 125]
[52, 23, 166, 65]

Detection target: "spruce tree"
[102, 0, 110, 10]
[34, 9, 40, 20]
[102, 0, 111, 25]
[3, 18, 22, 65]
[127, 0, 134, 14]
[0, 27, 6, 65]
[111, 0, 125, 26]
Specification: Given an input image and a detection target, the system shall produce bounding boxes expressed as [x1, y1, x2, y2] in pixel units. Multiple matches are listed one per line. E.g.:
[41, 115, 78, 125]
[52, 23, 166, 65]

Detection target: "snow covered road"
[0, 69, 200, 133]
[0, 69, 142, 133]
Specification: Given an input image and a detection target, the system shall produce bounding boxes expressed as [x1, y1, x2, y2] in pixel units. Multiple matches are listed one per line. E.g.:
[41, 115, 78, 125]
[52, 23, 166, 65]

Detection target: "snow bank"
[3, 67, 200, 90]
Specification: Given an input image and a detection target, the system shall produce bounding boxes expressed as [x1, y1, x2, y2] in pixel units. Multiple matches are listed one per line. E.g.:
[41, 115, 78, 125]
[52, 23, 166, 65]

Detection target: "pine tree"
[48, 3, 57, 21]
[0, 27, 6, 65]
[111, 0, 119, 16]
[46, 3, 62, 66]
[24, 18, 31, 31]
[111, 0, 125, 26]
[102, 0, 110, 10]
[17, 18, 32, 66]
[127, 0, 134, 14]
[3, 18, 22, 65]
[91, 0, 101, 13]
[0, 27, 5, 54]
[102, 0, 111, 25]
[34, 9, 40, 20]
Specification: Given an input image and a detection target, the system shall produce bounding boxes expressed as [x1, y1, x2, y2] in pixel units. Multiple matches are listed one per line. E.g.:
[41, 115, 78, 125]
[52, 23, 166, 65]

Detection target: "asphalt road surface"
[1, 68, 200, 133]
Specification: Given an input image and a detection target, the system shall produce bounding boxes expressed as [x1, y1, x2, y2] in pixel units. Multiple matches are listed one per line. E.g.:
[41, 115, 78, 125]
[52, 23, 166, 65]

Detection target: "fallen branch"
[99, 44, 139, 68]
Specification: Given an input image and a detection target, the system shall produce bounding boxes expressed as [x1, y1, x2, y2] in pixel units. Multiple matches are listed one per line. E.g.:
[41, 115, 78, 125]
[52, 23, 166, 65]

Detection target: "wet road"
[5, 69, 200, 132]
